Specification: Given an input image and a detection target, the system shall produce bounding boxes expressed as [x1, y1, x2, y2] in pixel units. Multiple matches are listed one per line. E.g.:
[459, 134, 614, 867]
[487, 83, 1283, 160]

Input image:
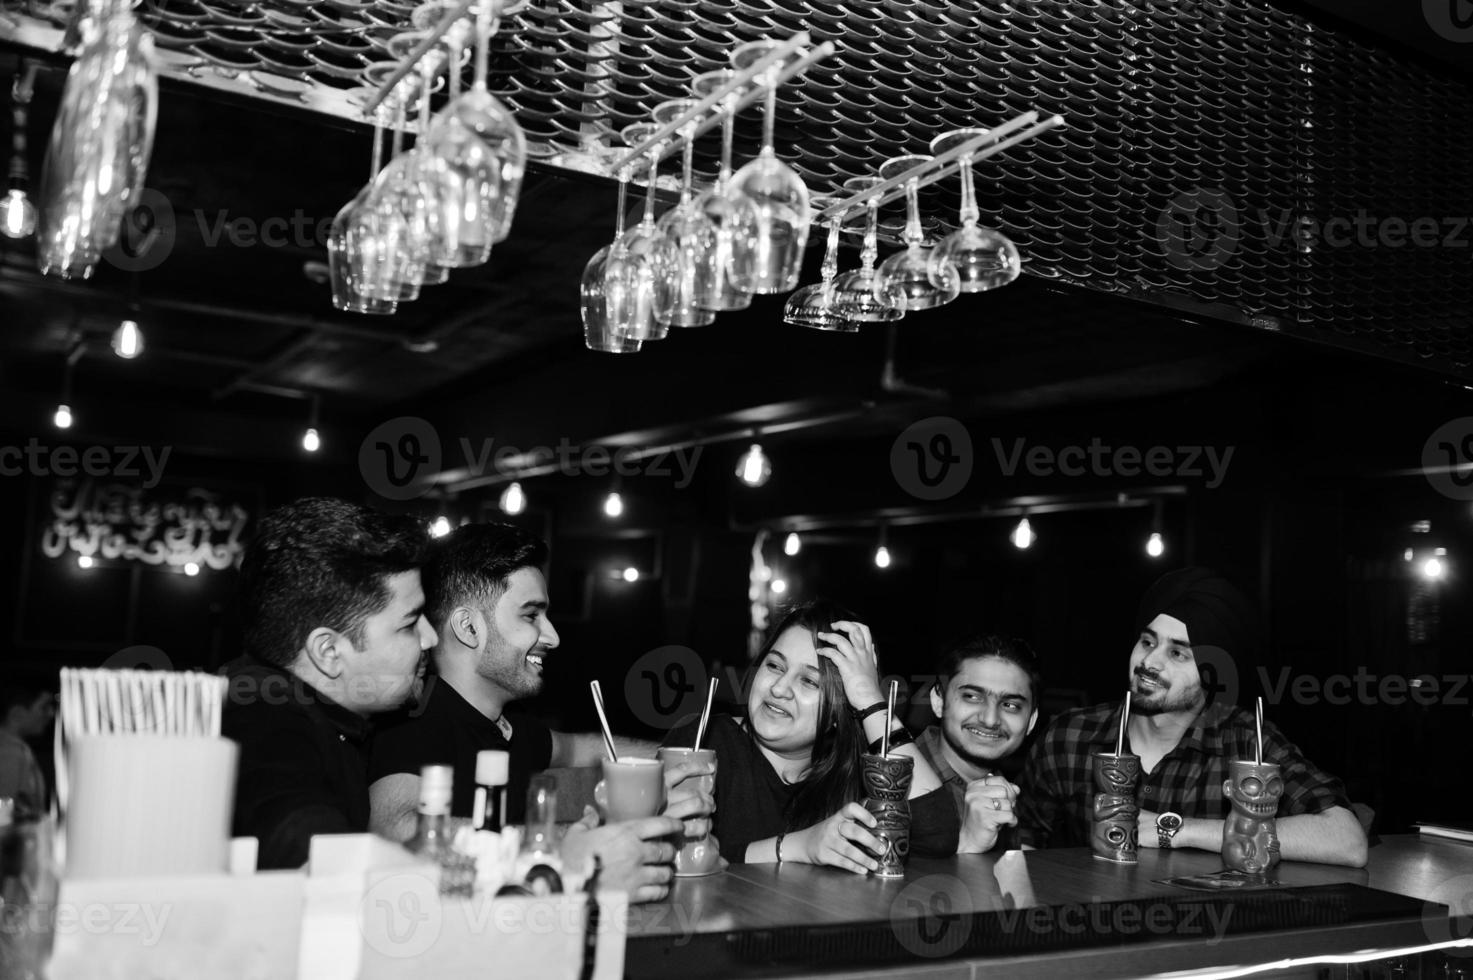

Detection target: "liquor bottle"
[473, 750, 509, 832]
[406, 764, 473, 895]
[515, 772, 563, 894]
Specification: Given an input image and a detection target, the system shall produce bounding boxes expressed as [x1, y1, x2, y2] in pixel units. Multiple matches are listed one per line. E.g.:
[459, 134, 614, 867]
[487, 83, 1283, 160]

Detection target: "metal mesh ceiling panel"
[4, 0, 1471, 375]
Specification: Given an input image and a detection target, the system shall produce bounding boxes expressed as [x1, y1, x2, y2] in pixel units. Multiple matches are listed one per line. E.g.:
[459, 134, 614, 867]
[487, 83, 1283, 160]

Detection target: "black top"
[665, 714, 960, 864]
[369, 675, 553, 823]
[221, 657, 372, 870]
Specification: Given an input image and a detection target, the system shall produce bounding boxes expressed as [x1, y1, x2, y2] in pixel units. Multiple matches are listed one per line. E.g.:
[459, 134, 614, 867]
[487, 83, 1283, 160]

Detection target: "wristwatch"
[1156, 811, 1184, 848]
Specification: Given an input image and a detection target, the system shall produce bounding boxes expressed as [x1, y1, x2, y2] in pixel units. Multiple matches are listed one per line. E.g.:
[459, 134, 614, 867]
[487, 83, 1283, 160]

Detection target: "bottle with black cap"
[473, 750, 510, 833]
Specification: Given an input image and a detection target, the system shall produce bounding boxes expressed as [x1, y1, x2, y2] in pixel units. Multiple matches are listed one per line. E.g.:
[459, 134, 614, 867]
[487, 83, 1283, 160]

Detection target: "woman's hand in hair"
[790, 803, 884, 875]
[816, 621, 884, 711]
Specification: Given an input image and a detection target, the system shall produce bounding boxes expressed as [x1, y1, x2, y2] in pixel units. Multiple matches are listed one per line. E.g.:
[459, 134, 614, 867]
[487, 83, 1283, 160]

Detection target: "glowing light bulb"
[622, 566, 640, 583]
[1423, 557, 1445, 581]
[500, 481, 526, 515]
[1403, 548, 1414, 562]
[302, 427, 321, 453]
[77, 555, 94, 569]
[771, 578, 787, 594]
[111, 319, 144, 359]
[1011, 517, 1034, 550]
[430, 515, 452, 538]
[874, 545, 891, 569]
[54, 404, 73, 429]
[184, 561, 200, 576]
[784, 532, 801, 556]
[0, 189, 36, 239]
[604, 491, 624, 518]
[1146, 532, 1164, 558]
[735, 443, 772, 487]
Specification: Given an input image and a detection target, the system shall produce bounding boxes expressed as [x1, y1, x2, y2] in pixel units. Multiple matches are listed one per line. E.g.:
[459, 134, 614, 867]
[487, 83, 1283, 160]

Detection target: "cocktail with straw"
[859, 679, 912, 878]
[589, 680, 664, 822]
[1090, 691, 1142, 863]
[1222, 696, 1283, 875]
[659, 676, 722, 876]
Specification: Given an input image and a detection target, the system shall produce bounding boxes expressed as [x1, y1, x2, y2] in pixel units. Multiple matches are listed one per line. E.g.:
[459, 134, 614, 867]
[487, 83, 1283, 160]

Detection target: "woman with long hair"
[666, 599, 959, 872]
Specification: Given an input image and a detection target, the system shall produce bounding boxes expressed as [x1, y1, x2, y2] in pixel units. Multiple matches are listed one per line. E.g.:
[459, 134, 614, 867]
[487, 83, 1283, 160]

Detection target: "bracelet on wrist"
[852, 700, 887, 722]
[867, 725, 914, 755]
[775, 832, 786, 864]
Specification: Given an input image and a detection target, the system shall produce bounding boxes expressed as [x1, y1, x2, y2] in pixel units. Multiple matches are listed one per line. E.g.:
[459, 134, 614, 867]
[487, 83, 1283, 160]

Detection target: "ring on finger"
[992, 799, 1002, 811]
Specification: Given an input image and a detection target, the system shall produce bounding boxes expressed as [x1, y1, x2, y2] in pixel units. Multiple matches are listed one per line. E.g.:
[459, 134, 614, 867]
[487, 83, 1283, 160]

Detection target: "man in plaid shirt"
[1016, 568, 1367, 867]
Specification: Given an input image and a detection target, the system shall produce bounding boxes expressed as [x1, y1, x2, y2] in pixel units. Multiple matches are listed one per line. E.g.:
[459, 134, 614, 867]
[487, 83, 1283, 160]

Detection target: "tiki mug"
[860, 753, 913, 878]
[1221, 760, 1282, 875]
[1091, 751, 1142, 864]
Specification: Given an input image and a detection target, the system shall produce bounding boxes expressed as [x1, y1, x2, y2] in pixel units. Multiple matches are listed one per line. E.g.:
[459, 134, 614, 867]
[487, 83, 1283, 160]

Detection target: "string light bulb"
[771, 577, 787, 594]
[784, 532, 801, 556]
[874, 545, 891, 569]
[111, 318, 144, 359]
[184, 561, 200, 576]
[1, 67, 38, 240]
[302, 427, 321, 453]
[430, 515, 452, 538]
[603, 491, 624, 518]
[1011, 516, 1035, 550]
[77, 555, 93, 569]
[0, 188, 35, 239]
[622, 566, 640, 583]
[735, 443, 772, 488]
[1422, 556, 1445, 581]
[500, 481, 526, 515]
[53, 403, 73, 429]
[1146, 532, 1164, 558]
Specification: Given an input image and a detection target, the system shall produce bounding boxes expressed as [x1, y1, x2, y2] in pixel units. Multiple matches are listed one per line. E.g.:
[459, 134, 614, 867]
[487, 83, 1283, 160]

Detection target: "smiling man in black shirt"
[223, 497, 435, 870]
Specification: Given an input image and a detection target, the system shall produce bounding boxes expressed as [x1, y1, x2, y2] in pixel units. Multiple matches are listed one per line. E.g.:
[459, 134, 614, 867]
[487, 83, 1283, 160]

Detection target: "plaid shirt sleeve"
[1016, 708, 1098, 849]
[1229, 716, 1352, 816]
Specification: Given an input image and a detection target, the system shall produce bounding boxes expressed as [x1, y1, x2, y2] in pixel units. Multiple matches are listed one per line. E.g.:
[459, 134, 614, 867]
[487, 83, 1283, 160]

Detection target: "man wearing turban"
[1015, 568, 1367, 867]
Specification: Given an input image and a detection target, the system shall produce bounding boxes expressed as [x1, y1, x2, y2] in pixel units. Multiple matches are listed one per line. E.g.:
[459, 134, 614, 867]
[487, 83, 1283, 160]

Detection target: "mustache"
[1134, 668, 1165, 685]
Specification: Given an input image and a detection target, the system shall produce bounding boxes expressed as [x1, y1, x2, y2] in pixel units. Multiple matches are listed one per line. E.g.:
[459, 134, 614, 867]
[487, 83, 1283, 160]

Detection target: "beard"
[477, 634, 545, 701]
[1131, 672, 1205, 716]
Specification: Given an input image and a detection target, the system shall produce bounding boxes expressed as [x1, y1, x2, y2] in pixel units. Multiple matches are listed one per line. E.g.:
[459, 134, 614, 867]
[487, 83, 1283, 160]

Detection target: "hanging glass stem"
[679, 128, 695, 207]
[903, 178, 922, 247]
[448, 26, 463, 99]
[760, 67, 777, 154]
[642, 143, 660, 224]
[419, 62, 433, 137]
[369, 112, 385, 181]
[719, 94, 736, 187]
[613, 171, 628, 240]
[392, 97, 407, 158]
[821, 216, 839, 283]
[958, 153, 979, 227]
[473, 0, 491, 92]
[862, 194, 879, 272]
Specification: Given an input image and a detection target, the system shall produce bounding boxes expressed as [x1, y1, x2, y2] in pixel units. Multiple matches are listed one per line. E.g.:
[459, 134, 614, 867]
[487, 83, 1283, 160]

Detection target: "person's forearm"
[744, 835, 783, 864]
[857, 714, 941, 794]
[1275, 808, 1368, 867]
[1171, 815, 1225, 852]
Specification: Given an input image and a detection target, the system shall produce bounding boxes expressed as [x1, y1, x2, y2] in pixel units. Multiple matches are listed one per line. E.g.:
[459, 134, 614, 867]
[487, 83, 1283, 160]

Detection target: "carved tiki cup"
[860, 753, 914, 878]
[1221, 759, 1282, 875]
[1091, 751, 1142, 863]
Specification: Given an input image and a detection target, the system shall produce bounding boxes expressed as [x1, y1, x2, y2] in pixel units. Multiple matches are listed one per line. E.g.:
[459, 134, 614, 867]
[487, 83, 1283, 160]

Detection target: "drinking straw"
[588, 680, 619, 761]
[693, 676, 718, 751]
[881, 678, 898, 757]
[1255, 696, 1263, 765]
[1116, 691, 1132, 757]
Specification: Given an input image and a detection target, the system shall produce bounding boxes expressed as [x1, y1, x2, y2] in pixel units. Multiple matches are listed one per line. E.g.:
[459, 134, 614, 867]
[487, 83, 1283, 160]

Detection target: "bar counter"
[626, 835, 1473, 979]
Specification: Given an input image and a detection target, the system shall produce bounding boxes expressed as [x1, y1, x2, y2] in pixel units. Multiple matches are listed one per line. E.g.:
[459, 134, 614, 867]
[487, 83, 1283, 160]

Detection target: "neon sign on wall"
[40, 479, 249, 571]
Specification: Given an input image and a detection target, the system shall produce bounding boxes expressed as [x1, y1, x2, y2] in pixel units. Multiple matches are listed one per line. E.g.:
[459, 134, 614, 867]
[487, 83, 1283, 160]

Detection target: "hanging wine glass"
[614, 123, 678, 341]
[784, 200, 855, 332]
[410, 54, 452, 286]
[829, 176, 905, 322]
[653, 98, 717, 328]
[422, 0, 526, 266]
[689, 69, 752, 312]
[726, 40, 810, 294]
[874, 154, 959, 311]
[359, 92, 430, 302]
[329, 117, 397, 315]
[928, 128, 1020, 292]
[582, 175, 642, 353]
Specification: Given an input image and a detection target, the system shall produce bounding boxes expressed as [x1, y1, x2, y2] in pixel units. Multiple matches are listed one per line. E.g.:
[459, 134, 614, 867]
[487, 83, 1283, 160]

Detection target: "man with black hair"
[1016, 567, 1367, 867]
[370, 522, 712, 903]
[0, 682, 54, 820]
[223, 497, 435, 870]
[918, 635, 1040, 853]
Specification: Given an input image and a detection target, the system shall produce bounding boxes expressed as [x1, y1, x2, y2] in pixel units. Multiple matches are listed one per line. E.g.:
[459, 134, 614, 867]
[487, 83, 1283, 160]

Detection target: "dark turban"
[1135, 567, 1261, 663]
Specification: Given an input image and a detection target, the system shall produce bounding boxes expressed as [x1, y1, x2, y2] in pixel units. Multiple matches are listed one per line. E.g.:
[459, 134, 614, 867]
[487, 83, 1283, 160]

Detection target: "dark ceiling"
[1, 0, 1470, 478]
